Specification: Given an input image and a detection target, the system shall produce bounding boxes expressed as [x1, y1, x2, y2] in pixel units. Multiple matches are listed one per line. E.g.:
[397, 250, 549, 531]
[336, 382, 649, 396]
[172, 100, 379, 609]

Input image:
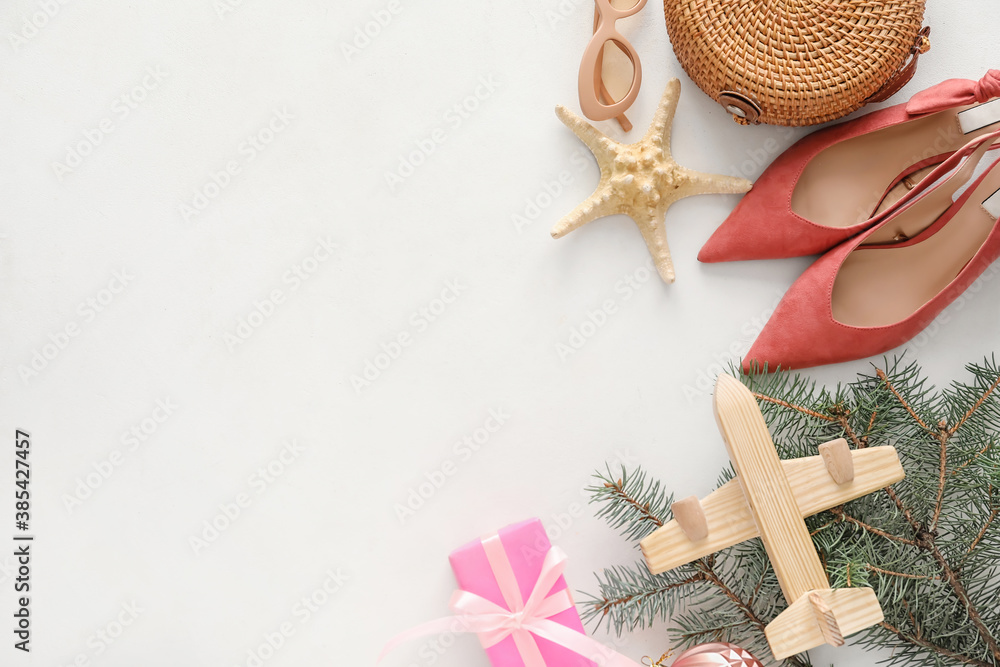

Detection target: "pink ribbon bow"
[378, 536, 642, 667]
[907, 70, 1000, 115]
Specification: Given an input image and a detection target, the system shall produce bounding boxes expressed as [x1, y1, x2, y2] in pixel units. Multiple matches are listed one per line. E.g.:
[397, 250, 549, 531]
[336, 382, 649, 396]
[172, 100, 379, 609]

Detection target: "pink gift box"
[448, 519, 598, 667]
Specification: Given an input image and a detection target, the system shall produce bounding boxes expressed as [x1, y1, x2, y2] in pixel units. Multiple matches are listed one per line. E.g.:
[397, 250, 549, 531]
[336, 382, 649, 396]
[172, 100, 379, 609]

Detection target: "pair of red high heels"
[702, 71, 1000, 372]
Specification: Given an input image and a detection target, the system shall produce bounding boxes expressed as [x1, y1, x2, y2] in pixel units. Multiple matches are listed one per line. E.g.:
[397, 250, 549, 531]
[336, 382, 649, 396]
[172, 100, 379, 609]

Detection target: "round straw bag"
[664, 0, 930, 126]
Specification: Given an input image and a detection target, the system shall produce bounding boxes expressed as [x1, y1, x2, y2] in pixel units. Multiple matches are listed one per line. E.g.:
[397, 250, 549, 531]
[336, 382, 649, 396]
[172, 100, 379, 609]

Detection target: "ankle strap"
[873, 129, 1000, 232]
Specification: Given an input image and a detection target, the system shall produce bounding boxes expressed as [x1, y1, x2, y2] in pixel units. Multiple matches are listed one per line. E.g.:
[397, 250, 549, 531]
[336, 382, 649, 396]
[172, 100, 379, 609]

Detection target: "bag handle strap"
[865, 26, 932, 104]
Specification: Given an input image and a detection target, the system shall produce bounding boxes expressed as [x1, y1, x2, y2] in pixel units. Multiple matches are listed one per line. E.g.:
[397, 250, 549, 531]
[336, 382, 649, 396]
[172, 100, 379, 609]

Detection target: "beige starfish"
[552, 78, 753, 283]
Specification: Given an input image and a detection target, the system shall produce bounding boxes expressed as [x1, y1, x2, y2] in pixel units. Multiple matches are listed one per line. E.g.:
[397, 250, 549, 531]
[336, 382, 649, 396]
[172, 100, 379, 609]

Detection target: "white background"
[1, 0, 999, 665]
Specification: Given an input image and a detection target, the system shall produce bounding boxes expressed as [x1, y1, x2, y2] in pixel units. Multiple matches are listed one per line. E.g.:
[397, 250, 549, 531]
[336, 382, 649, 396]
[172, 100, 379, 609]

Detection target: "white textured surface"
[0, 0, 998, 665]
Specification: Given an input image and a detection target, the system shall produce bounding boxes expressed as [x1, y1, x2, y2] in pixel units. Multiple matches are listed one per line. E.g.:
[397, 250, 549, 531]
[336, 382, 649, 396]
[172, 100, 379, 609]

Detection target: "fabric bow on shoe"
[907, 69, 1000, 115]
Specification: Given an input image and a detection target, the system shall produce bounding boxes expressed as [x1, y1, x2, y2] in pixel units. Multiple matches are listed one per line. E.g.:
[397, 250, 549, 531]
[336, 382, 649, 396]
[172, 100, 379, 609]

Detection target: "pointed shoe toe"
[699, 182, 859, 263]
[741, 256, 850, 372]
[699, 135, 870, 264]
[744, 129, 1000, 373]
[698, 197, 771, 263]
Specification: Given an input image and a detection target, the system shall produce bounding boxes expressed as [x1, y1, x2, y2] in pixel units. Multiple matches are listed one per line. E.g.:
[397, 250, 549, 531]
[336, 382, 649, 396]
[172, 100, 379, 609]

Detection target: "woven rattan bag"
[665, 0, 930, 126]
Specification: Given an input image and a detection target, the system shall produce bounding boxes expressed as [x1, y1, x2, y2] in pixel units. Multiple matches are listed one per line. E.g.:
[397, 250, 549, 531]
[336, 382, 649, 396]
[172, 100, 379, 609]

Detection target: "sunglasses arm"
[592, 6, 633, 132]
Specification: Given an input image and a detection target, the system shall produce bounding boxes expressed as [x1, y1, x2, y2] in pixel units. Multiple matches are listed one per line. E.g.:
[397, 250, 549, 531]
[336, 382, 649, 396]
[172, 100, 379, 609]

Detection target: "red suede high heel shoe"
[743, 129, 1000, 372]
[699, 70, 1000, 263]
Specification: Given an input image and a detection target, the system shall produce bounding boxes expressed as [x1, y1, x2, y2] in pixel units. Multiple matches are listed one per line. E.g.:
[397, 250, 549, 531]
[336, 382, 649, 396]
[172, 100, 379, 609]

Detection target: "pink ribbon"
[378, 537, 643, 667]
[907, 69, 1000, 115]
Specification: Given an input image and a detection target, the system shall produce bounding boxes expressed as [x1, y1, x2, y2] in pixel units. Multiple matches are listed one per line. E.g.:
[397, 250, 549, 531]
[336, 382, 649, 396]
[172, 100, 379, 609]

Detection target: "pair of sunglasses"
[577, 0, 647, 132]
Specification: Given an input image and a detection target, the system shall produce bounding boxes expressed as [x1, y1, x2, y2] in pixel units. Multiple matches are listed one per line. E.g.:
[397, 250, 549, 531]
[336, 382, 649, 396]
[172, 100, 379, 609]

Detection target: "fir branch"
[865, 564, 939, 581]
[840, 413, 864, 448]
[830, 507, 917, 547]
[863, 407, 879, 445]
[947, 371, 1000, 437]
[883, 485, 923, 536]
[751, 392, 836, 422]
[966, 500, 998, 557]
[690, 560, 772, 644]
[585, 464, 810, 666]
[809, 517, 839, 537]
[876, 368, 932, 431]
[924, 541, 1000, 663]
[585, 357, 1000, 667]
[931, 426, 949, 532]
[951, 443, 993, 476]
[587, 466, 670, 542]
[581, 563, 704, 633]
[879, 621, 993, 667]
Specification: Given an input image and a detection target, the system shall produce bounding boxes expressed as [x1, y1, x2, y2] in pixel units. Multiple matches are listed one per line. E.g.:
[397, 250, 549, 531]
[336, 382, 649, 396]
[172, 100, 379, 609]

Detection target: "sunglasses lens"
[597, 40, 636, 104]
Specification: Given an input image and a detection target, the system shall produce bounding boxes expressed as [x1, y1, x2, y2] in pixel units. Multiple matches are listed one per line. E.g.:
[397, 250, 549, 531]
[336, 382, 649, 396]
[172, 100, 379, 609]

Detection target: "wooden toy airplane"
[641, 374, 905, 660]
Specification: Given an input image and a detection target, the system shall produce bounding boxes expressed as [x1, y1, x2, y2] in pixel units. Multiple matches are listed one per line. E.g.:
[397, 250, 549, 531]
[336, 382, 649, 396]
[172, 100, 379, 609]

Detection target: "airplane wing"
[641, 446, 904, 574]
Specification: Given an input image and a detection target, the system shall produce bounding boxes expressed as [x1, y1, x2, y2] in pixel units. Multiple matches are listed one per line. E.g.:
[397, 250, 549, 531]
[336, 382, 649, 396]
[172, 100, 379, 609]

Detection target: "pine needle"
[583, 356, 1000, 667]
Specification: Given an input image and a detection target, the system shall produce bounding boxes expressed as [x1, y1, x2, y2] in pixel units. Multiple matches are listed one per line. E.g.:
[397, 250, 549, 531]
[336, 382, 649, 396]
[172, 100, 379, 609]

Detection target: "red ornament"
[670, 643, 764, 667]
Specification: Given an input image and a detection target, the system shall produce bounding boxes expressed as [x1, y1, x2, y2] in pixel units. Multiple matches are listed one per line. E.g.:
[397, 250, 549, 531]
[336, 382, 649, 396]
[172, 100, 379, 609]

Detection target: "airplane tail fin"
[765, 588, 883, 660]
